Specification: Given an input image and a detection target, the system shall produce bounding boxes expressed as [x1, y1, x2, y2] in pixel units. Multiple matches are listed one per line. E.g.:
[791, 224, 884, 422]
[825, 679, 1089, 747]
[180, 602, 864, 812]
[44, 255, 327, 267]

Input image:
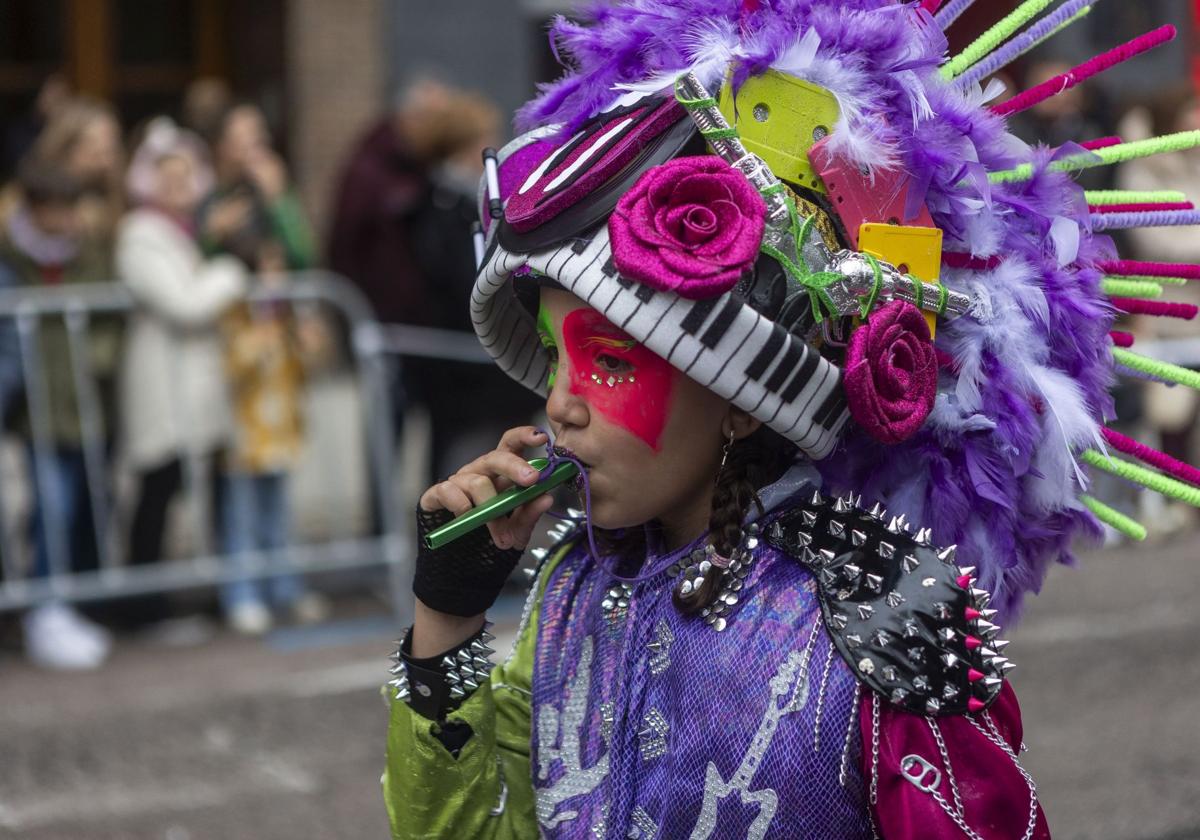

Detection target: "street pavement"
[0, 531, 1197, 840]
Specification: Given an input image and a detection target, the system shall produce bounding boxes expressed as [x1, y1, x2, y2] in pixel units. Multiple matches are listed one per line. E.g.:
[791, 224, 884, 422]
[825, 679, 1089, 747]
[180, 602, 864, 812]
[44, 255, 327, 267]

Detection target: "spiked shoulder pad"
[766, 491, 1012, 717]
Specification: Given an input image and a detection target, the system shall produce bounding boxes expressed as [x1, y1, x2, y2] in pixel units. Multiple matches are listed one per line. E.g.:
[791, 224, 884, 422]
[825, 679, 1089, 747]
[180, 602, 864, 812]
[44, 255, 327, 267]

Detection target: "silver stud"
[834, 493, 854, 513]
[915, 527, 932, 546]
[680, 580, 694, 596]
[922, 577, 937, 588]
[713, 617, 727, 632]
[991, 639, 1011, 653]
[925, 698, 941, 714]
[933, 602, 952, 620]
[942, 683, 960, 700]
[891, 688, 909, 704]
[886, 516, 905, 535]
[975, 619, 1000, 638]
[846, 633, 863, 647]
[819, 567, 839, 587]
[908, 647, 926, 664]
[865, 573, 884, 593]
[971, 588, 991, 607]
[462, 676, 479, 690]
[980, 608, 998, 621]
[769, 521, 784, 541]
[913, 675, 930, 692]
[828, 519, 845, 538]
[819, 548, 837, 566]
[802, 510, 818, 527]
[858, 657, 875, 675]
[872, 629, 890, 647]
[938, 627, 956, 643]
[942, 652, 960, 669]
[957, 565, 976, 578]
[878, 541, 895, 560]
[795, 531, 813, 548]
[937, 545, 957, 563]
[440, 655, 456, 670]
[901, 554, 920, 573]
[851, 529, 868, 546]
[810, 490, 825, 507]
[983, 676, 1004, 690]
[531, 547, 548, 562]
[857, 604, 874, 620]
[886, 591, 905, 608]
[449, 685, 466, 699]
[843, 563, 862, 580]
[882, 666, 899, 682]
[868, 503, 887, 520]
[829, 612, 849, 630]
[445, 670, 461, 684]
[903, 620, 920, 638]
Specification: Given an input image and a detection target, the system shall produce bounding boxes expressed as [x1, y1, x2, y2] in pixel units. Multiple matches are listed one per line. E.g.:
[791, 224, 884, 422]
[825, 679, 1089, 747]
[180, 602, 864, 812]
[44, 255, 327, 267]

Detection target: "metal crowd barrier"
[0, 270, 492, 627]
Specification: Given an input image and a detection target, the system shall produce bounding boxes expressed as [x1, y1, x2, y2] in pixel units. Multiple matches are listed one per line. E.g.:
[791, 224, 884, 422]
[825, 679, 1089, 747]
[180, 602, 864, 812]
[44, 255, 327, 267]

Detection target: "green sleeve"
[267, 191, 317, 270]
[382, 546, 569, 839]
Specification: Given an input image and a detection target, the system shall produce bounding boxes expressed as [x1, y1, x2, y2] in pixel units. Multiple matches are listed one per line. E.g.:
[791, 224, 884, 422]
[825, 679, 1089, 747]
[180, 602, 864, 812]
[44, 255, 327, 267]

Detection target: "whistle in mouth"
[423, 458, 580, 550]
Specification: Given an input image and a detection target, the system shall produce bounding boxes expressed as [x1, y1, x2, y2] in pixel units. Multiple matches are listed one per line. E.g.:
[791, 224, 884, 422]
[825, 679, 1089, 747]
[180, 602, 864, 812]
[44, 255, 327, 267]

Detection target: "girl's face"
[218, 106, 269, 172]
[69, 114, 121, 183]
[538, 288, 730, 541]
[156, 154, 199, 215]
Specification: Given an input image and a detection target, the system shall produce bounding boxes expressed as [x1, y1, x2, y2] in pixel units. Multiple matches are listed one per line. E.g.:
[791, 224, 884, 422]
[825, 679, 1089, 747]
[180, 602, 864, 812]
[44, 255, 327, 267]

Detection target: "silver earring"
[718, 428, 735, 473]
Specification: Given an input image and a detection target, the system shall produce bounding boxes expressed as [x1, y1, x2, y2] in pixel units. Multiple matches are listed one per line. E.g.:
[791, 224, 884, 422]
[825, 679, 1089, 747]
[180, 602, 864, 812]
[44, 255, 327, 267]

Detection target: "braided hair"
[672, 424, 794, 614]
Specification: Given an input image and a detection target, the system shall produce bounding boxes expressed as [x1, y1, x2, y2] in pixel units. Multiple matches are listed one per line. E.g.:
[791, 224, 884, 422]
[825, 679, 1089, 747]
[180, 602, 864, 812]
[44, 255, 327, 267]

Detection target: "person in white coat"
[117, 118, 246, 616]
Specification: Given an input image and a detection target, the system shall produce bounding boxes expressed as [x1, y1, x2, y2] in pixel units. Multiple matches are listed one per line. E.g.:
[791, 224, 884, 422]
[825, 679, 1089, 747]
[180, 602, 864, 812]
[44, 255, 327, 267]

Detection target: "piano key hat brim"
[471, 105, 849, 459]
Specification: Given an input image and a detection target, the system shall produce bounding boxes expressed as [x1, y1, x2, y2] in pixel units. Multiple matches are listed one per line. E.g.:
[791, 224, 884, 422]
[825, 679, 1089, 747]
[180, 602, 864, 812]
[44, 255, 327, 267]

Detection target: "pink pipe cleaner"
[1079, 136, 1123, 150]
[1109, 330, 1135, 348]
[1109, 297, 1199, 320]
[1100, 260, 1200, 280]
[942, 252, 1001, 271]
[992, 25, 1177, 117]
[920, 0, 946, 13]
[1102, 427, 1200, 487]
[1091, 202, 1195, 214]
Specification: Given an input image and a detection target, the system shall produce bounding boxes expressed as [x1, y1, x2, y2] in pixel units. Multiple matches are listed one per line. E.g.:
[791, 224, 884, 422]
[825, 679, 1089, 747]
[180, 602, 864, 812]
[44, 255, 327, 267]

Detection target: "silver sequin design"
[536, 637, 611, 829]
[628, 806, 658, 839]
[648, 619, 674, 676]
[638, 708, 669, 762]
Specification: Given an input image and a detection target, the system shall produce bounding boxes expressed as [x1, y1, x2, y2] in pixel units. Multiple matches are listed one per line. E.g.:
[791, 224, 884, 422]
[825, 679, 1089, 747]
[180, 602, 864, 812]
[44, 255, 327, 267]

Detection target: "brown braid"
[672, 425, 794, 614]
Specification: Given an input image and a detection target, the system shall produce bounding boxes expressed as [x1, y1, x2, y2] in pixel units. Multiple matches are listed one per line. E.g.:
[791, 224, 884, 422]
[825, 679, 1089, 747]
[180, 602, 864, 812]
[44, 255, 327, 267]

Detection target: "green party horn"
[423, 458, 580, 550]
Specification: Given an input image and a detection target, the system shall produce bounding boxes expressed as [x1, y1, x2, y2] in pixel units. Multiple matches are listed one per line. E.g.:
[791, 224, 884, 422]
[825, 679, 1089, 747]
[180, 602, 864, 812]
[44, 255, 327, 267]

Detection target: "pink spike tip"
[965, 607, 982, 621]
[964, 635, 983, 650]
[968, 697, 988, 713]
[957, 573, 974, 588]
[968, 668, 986, 683]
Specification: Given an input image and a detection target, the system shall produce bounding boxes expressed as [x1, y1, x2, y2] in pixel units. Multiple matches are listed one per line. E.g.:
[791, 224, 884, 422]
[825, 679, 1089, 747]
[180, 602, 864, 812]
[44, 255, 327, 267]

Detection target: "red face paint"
[561, 308, 675, 451]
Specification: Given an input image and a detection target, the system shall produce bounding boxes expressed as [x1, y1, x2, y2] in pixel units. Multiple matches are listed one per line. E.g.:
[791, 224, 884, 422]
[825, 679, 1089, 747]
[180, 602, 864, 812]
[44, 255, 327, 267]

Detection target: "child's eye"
[595, 353, 633, 374]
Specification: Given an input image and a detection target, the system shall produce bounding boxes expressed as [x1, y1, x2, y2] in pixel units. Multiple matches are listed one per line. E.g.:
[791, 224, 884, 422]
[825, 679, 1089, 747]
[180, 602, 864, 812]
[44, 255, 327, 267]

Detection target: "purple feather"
[514, 0, 1117, 624]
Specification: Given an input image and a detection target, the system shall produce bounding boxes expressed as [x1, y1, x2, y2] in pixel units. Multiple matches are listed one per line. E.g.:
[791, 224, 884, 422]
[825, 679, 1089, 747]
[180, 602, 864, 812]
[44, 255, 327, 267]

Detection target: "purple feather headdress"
[506, 0, 1200, 622]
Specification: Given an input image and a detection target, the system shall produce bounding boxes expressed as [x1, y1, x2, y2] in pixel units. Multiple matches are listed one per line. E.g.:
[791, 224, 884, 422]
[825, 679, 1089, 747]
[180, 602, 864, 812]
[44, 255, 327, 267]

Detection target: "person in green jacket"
[194, 102, 316, 272]
[0, 155, 121, 670]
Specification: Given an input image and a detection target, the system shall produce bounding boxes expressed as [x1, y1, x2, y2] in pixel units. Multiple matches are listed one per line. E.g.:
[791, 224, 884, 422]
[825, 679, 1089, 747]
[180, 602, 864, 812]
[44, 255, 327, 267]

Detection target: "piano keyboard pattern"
[471, 225, 849, 459]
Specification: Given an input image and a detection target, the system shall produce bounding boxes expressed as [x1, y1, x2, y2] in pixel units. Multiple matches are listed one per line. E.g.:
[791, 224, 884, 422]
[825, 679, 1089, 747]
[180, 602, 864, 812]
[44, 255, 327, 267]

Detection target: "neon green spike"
[1101, 279, 1163, 299]
[1080, 495, 1146, 541]
[1104, 273, 1188, 287]
[1081, 450, 1200, 508]
[1113, 347, 1200, 390]
[988, 131, 1200, 184]
[1085, 190, 1188, 206]
[942, 0, 1059, 79]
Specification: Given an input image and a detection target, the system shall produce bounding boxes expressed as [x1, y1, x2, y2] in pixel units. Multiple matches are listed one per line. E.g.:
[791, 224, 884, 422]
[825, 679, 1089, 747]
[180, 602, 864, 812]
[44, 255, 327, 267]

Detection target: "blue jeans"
[28, 446, 88, 580]
[219, 471, 304, 612]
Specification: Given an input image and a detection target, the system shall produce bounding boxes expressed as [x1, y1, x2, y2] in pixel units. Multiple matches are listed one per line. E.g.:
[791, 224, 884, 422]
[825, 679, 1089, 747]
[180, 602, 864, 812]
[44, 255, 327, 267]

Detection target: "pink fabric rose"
[608, 155, 766, 299]
[844, 300, 938, 445]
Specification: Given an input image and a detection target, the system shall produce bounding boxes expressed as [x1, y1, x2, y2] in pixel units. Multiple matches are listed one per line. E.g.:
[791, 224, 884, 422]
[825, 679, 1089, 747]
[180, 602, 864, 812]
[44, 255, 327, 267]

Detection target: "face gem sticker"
[561, 308, 675, 451]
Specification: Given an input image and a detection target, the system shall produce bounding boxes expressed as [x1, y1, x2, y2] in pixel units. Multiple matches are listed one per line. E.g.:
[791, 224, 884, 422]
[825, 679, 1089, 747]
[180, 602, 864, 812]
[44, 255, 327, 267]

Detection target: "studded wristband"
[387, 622, 498, 720]
[413, 507, 526, 617]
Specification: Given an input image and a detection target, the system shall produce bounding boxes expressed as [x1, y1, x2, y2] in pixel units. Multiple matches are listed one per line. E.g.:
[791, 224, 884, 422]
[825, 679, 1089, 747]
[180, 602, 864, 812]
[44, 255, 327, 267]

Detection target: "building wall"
[286, 0, 387, 242]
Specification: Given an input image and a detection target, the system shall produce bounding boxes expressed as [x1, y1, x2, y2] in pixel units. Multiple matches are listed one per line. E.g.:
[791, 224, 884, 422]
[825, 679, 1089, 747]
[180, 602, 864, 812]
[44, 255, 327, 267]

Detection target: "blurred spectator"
[118, 118, 246, 607]
[1, 73, 72, 181]
[328, 79, 540, 480]
[218, 243, 331, 634]
[1007, 57, 1118, 192]
[29, 97, 126, 240]
[180, 77, 234, 143]
[0, 157, 119, 669]
[1116, 84, 1200, 528]
[197, 102, 316, 272]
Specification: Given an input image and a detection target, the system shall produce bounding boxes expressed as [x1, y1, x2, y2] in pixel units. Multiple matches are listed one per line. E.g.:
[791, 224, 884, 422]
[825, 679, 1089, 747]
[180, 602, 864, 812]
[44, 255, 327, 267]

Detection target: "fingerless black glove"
[412, 507, 525, 617]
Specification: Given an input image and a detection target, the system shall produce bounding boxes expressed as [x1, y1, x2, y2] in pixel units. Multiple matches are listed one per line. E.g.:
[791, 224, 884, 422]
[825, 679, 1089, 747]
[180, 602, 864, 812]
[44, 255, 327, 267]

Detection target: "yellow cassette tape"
[717, 70, 840, 194]
[858, 223, 944, 338]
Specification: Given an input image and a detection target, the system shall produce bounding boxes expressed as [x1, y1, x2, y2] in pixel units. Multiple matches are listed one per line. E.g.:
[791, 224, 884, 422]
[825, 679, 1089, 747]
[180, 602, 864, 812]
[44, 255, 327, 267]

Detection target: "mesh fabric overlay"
[413, 507, 525, 617]
[530, 515, 872, 839]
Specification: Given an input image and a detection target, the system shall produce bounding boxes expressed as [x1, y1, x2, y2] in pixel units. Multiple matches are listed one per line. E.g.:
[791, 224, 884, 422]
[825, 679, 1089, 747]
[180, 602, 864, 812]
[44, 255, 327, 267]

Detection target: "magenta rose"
[608, 155, 766, 299]
[844, 300, 938, 445]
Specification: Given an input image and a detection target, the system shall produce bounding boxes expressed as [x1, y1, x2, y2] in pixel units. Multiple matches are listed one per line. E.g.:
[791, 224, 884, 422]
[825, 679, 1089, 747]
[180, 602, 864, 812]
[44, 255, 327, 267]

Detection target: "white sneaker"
[227, 601, 273, 636]
[288, 593, 330, 625]
[58, 603, 113, 648]
[23, 603, 111, 670]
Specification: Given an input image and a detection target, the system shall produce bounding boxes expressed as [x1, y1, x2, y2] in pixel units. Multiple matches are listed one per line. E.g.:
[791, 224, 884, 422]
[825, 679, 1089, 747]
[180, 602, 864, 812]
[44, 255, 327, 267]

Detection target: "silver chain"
[926, 717, 967, 818]
[812, 642, 836, 752]
[870, 694, 881, 805]
[966, 715, 1041, 840]
[839, 682, 862, 787]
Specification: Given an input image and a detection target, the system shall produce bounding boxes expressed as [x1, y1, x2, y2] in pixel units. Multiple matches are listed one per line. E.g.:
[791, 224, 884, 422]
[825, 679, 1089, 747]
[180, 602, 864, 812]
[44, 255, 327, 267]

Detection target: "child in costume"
[383, 1, 1200, 837]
